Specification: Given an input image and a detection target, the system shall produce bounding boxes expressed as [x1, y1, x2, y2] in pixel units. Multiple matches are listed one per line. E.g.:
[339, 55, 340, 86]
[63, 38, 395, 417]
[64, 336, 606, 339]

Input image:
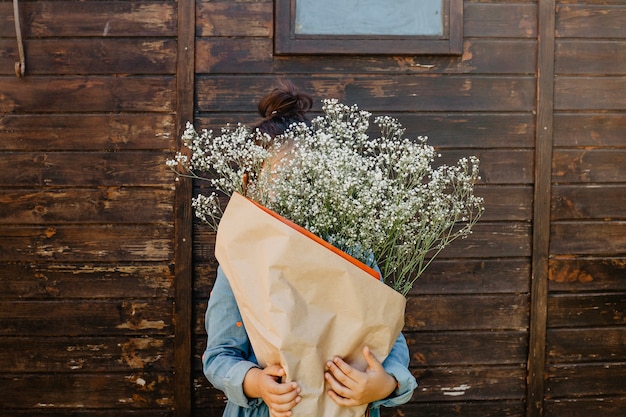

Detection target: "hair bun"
[258, 80, 313, 119]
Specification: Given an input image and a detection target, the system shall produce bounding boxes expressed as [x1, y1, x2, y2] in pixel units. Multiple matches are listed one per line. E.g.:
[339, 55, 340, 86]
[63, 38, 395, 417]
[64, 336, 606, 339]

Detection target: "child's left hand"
[324, 346, 397, 407]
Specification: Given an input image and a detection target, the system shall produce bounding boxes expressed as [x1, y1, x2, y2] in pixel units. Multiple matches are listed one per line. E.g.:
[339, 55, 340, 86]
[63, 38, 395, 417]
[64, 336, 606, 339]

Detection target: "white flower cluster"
[167, 100, 484, 295]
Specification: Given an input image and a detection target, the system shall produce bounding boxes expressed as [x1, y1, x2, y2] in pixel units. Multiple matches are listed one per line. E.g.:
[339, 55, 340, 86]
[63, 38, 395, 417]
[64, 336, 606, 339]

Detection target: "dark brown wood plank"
[544, 397, 626, 417]
[195, 76, 536, 112]
[195, 113, 536, 149]
[438, 149, 534, 185]
[0, 262, 173, 299]
[552, 185, 626, 220]
[0, 336, 174, 372]
[553, 114, 626, 147]
[0, 225, 172, 262]
[195, 1, 272, 37]
[0, 1, 177, 38]
[556, 40, 626, 75]
[406, 331, 528, 366]
[553, 149, 626, 183]
[0, 76, 175, 113]
[413, 365, 526, 402]
[556, 4, 626, 38]
[555, 77, 626, 111]
[465, 2, 536, 38]
[0, 188, 173, 224]
[548, 293, 626, 328]
[549, 257, 626, 292]
[477, 186, 533, 221]
[0, 114, 176, 151]
[195, 38, 537, 75]
[0, 372, 173, 409]
[404, 294, 529, 331]
[547, 327, 626, 363]
[0, 300, 173, 336]
[545, 363, 626, 399]
[382, 401, 526, 417]
[174, 0, 196, 415]
[0, 152, 174, 187]
[551, 221, 626, 255]
[0, 39, 177, 76]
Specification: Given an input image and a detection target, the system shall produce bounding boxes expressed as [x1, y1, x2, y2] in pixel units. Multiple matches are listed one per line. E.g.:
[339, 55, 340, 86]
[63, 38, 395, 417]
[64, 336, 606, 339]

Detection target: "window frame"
[274, 0, 463, 55]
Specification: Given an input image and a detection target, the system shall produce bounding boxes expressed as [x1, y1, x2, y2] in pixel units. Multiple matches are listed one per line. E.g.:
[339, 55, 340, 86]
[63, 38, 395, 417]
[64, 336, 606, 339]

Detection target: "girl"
[202, 81, 417, 417]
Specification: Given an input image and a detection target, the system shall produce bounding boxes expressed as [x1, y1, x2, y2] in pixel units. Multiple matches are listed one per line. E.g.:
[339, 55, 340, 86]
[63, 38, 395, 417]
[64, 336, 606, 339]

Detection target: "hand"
[325, 346, 397, 407]
[243, 365, 301, 417]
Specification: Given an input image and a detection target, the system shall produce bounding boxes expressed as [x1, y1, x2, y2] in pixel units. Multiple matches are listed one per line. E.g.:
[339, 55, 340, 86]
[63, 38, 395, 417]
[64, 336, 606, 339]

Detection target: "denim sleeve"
[370, 332, 417, 410]
[202, 266, 263, 409]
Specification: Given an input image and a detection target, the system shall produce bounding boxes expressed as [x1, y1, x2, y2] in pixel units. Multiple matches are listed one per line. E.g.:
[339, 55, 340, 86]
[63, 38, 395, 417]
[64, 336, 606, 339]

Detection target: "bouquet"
[168, 99, 484, 417]
[168, 99, 484, 296]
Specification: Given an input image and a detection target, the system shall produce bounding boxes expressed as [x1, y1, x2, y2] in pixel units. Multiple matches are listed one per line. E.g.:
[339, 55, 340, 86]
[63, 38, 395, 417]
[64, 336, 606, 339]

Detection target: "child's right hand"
[243, 365, 301, 417]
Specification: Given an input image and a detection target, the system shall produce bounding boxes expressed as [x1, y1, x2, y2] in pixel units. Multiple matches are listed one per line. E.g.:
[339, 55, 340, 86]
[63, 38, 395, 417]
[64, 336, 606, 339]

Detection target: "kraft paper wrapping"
[215, 192, 407, 417]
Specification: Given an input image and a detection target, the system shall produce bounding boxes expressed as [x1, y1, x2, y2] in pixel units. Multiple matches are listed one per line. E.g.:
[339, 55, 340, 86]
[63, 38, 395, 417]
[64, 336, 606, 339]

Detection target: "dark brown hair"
[252, 80, 313, 138]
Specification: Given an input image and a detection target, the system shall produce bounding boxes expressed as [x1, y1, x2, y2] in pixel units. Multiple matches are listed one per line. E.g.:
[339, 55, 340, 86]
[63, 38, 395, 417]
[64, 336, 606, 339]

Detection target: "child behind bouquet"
[202, 81, 417, 417]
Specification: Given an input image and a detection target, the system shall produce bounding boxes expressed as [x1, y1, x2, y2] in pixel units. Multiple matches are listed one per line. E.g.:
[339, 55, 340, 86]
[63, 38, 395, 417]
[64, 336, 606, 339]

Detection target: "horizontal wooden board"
[550, 221, 626, 255]
[0, 114, 176, 151]
[196, 1, 272, 37]
[0, 188, 173, 224]
[553, 149, 626, 183]
[549, 257, 626, 292]
[553, 114, 626, 147]
[552, 185, 626, 220]
[438, 149, 534, 185]
[547, 292, 626, 328]
[465, 3, 536, 38]
[413, 365, 526, 402]
[196, 76, 536, 113]
[0, 76, 175, 113]
[1, 411, 171, 417]
[0, 372, 173, 409]
[0, 262, 173, 299]
[0, 152, 174, 187]
[547, 327, 626, 363]
[406, 330, 528, 366]
[0, 300, 172, 336]
[555, 77, 626, 111]
[0, 1, 176, 38]
[195, 38, 537, 75]
[544, 397, 626, 417]
[0, 225, 172, 262]
[404, 294, 529, 331]
[0, 39, 177, 76]
[195, 112, 535, 149]
[381, 401, 526, 417]
[0, 336, 173, 372]
[556, 40, 626, 75]
[556, 4, 626, 38]
[545, 363, 626, 399]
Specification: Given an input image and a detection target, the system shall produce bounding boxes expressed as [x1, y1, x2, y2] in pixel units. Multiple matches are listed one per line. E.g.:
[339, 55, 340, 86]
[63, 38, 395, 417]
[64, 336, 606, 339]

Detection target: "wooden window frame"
[274, 0, 463, 55]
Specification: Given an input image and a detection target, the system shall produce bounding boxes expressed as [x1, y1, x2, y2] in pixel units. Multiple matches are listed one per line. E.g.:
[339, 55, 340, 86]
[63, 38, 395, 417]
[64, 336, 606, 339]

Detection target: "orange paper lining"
[245, 196, 380, 280]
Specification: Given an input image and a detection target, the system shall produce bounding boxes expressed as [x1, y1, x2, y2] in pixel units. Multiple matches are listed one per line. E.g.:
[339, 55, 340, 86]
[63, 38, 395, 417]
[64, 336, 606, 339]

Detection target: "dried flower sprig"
[168, 99, 484, 295]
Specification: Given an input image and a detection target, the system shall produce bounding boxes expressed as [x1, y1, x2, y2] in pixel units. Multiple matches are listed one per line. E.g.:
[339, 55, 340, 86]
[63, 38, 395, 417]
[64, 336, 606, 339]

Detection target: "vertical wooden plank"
[175, 0, 195, 416]
[527, 1, 556, 417]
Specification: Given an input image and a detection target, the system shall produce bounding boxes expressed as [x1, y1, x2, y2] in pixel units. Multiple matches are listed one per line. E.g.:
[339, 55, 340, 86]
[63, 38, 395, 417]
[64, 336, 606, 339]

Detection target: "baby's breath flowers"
[168, 99, 484, 296]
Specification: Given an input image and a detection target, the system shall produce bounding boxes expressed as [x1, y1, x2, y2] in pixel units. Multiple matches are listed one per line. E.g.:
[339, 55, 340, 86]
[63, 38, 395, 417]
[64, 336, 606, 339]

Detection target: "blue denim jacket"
[202, 266, 417, 417]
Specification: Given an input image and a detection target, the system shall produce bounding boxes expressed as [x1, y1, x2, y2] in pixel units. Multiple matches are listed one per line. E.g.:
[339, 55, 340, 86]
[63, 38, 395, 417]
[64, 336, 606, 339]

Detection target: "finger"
[325, 370, 352, 399]
[362, 346, 383, 371]
[326, 386, 358, 407]
[329, 357, 360, 384]
[264, 364, 286, 378]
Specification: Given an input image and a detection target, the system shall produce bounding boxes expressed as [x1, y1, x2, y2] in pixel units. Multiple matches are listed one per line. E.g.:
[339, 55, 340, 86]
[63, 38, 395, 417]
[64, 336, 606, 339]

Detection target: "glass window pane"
[295, 0, 443, 36]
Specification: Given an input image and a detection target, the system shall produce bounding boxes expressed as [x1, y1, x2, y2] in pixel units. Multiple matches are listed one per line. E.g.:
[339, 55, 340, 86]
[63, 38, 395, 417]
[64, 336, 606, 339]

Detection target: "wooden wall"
[1, 0, 624, 416]
[0, 0, 178, 415]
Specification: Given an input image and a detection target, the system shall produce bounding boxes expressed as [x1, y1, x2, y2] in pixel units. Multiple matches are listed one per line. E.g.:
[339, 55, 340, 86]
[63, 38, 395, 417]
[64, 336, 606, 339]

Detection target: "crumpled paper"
[215, 192, 406, 417]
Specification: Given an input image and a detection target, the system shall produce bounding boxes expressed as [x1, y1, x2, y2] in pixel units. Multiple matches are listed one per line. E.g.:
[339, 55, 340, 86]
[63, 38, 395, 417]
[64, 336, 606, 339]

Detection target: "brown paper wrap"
[215, 192, 407, 417]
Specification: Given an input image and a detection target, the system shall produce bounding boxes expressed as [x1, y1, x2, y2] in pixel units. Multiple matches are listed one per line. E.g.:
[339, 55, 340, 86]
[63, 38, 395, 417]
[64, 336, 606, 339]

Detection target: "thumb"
[264, 364, 286, 379]
[362, 346, 383, 371]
